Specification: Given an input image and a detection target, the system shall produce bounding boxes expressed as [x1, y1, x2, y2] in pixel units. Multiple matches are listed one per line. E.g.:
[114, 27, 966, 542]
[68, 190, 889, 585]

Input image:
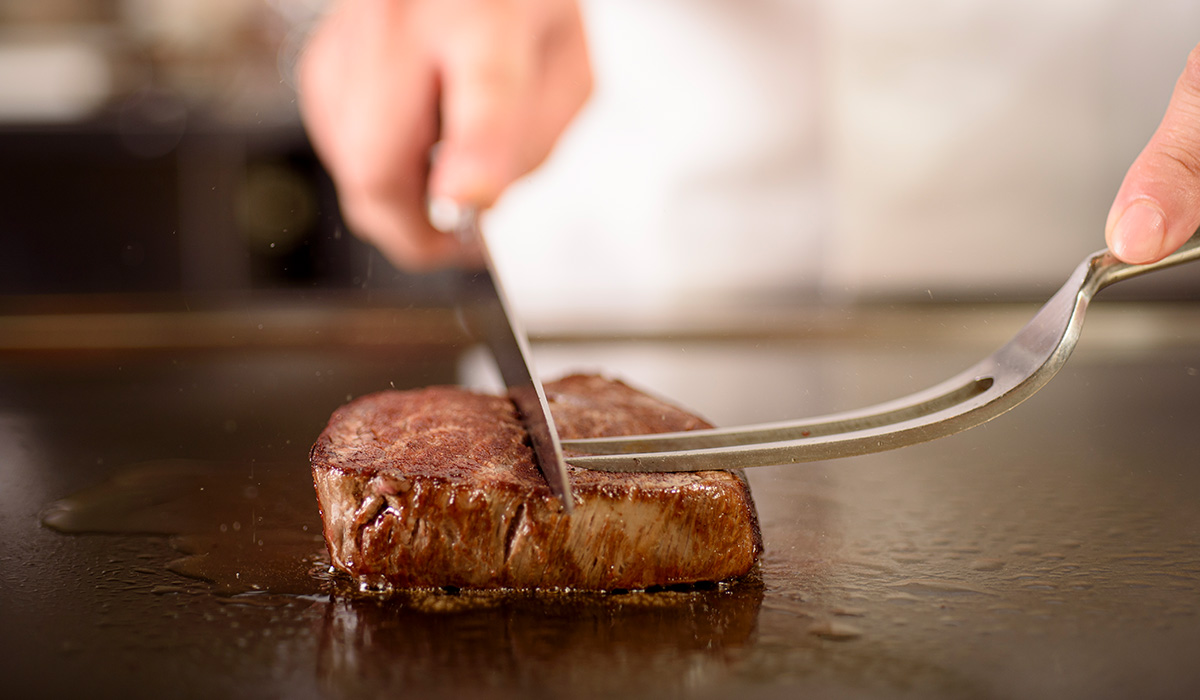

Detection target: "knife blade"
[451, 207, 574, 513]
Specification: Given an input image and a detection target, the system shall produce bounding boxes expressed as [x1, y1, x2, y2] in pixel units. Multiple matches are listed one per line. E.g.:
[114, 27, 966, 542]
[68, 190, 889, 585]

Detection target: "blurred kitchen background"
[1, 0, 1198, 323]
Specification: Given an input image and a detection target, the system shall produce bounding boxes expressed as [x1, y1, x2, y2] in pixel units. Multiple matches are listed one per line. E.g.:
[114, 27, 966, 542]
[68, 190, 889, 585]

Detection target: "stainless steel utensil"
[565, 232, 1200, 472]
[453, 207, 574, 510]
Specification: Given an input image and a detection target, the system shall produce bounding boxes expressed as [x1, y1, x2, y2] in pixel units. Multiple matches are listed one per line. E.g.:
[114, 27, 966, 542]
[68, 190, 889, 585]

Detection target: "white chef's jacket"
[486, 0, 1199, 322]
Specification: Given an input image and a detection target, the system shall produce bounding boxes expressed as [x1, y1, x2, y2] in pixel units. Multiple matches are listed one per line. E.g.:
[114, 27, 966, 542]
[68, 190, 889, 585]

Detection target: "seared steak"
[310, 374, 761, 590]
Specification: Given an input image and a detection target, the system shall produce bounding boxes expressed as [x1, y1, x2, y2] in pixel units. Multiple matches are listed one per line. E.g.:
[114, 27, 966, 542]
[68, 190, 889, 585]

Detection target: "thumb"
[429, 11, 532, 208]
[1106, 44, 1200, 264]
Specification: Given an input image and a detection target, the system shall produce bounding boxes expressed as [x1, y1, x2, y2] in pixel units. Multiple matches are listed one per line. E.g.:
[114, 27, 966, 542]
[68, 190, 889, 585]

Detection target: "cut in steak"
[310, 374, 761, 590]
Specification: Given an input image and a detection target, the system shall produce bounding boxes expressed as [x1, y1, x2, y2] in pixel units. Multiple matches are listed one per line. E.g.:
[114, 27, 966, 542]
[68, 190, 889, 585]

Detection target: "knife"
[450, 206, 575, 513]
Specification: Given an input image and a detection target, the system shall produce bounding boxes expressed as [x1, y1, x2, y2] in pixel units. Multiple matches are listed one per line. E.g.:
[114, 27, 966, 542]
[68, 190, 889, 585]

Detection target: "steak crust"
[310, 374, 761, 590]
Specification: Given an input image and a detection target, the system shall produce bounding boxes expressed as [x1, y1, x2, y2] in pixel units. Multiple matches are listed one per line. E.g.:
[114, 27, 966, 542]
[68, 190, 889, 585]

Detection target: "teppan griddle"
[5, 300, 1200, 699]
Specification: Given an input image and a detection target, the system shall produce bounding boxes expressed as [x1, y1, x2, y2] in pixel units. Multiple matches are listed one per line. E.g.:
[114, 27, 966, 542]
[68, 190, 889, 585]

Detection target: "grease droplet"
[809, 620, 863, 641]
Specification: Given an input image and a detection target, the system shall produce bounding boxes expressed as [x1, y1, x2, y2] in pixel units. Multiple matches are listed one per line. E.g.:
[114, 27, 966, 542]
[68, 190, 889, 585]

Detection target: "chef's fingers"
[431, 2, 532, 207]
[298, 0, 461, 270]
[1106, 44, 1200, 264]
[518, 0, 592, 174]
[431, 0, 591, 207]
[338, 190, 466, 271]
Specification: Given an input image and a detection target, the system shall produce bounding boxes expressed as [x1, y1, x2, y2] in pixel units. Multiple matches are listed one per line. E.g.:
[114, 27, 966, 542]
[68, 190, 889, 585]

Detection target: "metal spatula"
[565, 232, 1200, 472]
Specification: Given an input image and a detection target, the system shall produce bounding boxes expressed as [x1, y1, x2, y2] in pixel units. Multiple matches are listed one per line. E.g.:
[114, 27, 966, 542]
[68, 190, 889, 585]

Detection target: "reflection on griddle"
[40, 457, 768, 697]
[318, 580, 764, 697]
[41, 459, 329, 596]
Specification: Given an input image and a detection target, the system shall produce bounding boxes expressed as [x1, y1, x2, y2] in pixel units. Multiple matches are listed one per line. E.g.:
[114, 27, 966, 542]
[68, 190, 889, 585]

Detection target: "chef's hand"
[298, 0, 591, 270]
[1106, 43, 1200, 264]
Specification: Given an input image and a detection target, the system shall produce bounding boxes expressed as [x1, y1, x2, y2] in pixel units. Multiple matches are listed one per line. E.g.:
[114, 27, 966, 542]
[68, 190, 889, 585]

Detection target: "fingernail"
[431, 150, 503, 208]
[1110, 201, 1166, 263]
[427, 196, 465, 233]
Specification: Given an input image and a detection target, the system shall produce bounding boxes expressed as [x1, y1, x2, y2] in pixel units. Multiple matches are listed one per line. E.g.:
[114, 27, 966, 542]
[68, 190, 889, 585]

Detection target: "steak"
[310, 374, 761, 590]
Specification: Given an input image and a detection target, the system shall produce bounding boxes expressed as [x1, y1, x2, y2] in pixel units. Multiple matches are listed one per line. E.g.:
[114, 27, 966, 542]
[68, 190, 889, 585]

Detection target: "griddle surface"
[4, 305, 1200, 699]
